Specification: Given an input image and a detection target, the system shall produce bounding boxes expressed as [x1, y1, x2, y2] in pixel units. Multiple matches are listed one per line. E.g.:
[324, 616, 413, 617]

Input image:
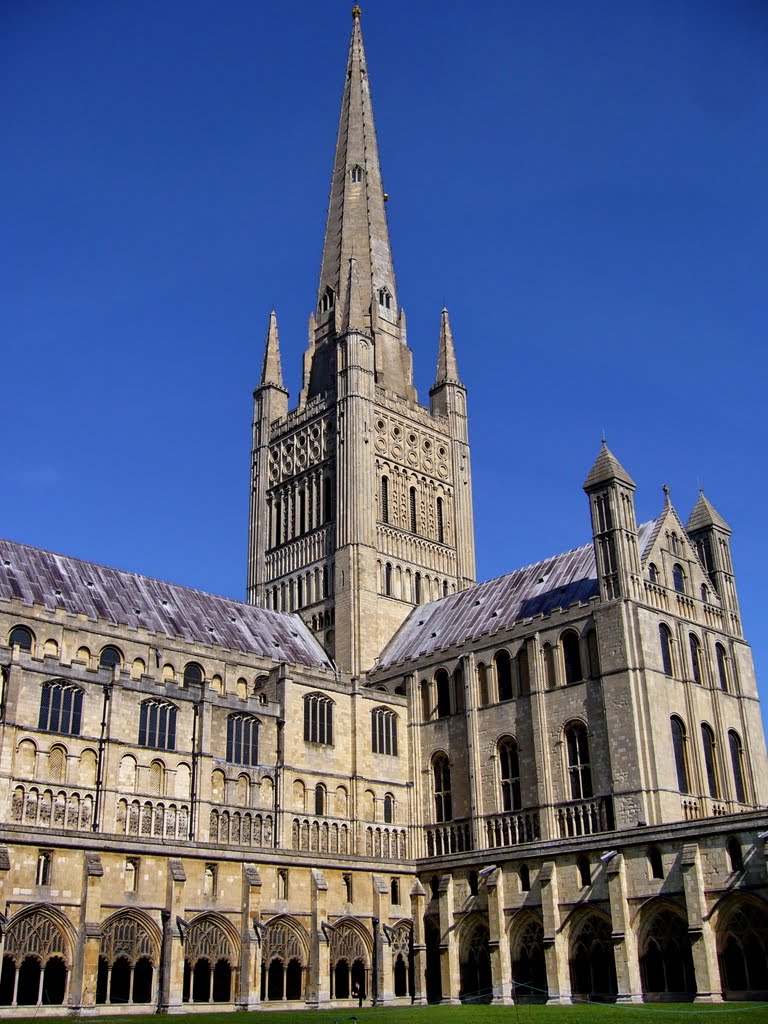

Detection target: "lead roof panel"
[0, 539, 332, 670]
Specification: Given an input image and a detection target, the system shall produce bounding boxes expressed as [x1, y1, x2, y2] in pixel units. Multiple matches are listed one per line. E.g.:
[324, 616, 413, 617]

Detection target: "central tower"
[248, 8, 476, 674]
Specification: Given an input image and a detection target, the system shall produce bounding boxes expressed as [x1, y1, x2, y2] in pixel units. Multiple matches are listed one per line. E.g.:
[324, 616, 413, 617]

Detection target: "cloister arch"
[0, 904, 75, 1007]
[509, 912, 547, 1001]
[635, 898, 695, 1000]
[457, 913, 492, 1003]
[329, 917, 371, 1000]
[96, 909, 161, 1005]
[567, 908, 617, 1002]
[260, 915, 309, 1002]
[713, 894, 768, 998]
[181, 912, 240, 1004]
[390, 919, 414, 999]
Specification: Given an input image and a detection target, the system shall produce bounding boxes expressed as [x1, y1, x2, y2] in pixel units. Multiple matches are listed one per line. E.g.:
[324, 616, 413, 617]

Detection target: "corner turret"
[583, 441, 640, 600]
[686, 490, 741, 634]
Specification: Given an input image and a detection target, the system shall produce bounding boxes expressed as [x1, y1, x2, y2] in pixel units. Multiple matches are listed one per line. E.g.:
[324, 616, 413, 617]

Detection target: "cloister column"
[539, 862, 571, 1004]
[161, 858, 187, 1011]
[438, 874, 460, 1004]
[308, 868, 330, 1006]
[373, 875, 393, 1003]
[680, 843, 723, 1002]
[77, 851, 104, 1009]
[484, 866, 513, 1004]
[605, 853, 643, 1002]
[239, 864, 262, 1008]
[409, 880, 427, 1005]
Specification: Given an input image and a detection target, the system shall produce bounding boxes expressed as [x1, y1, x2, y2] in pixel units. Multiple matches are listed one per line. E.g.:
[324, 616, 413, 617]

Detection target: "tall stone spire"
[317, 6, 397, 322]
[260, 310, 285, 390]
[434, 307, 461, 385]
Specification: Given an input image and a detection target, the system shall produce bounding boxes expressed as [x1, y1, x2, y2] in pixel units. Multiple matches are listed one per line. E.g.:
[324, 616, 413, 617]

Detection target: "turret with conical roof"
[583, 441, 640, 600]
[686, 490, 741, 633]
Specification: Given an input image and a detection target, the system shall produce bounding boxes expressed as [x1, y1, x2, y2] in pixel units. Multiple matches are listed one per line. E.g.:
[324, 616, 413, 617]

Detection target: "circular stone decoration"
[310, 445, 321, 461]
[407, 451, 418, 467]
[391, 444, 403, 460]
[391, 425, 402, 440]
[424, 458, 433, 472]
[375, 438, 388, 454]
[375, 419, 386, 432]
[407, 432, 418, 447]
[437, 445, 447, 460]
[438, 465, 448, 479]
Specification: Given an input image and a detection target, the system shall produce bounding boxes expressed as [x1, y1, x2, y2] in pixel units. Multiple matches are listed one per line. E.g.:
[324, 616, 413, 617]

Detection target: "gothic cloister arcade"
[0, 905, 74, 1007]
[714, 895, 768, 999]
[568, 908, 618, 1002]
[458, 914, 492, 1004]
[181, 913, 240, 1004]
[329, 917, 370, 1000]
[260, 915, 309, 1002]
[96, 909, 161, 1005]
[510, 912, 548, 1001]
[636, 899, 696, 1000]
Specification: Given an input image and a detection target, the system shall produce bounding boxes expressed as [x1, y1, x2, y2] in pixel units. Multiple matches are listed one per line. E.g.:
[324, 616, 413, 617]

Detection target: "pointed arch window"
[371, 707, 398, 756]
[728, 730, 747, 803]
[320, 286, 335, 313]
[39, 681, 83, 735]
[659, 624, 673, 677]
[670, 716, 690, 793]
[562, 630, 583, 684]
[380, 475, 389, 524]
[648, 563, 659, 585]
[715, 643, 729, 692]
[226, 713, 260, 766]
[689, 633, 704, 684]
[138, 699, 177, 751]
[565, 722, 592, 799]
[498, 738, 521, 812]
[303, 692, 333, 745]
[432, 754, 452, 822]
[672, 563, 686, 594]
[378, 288, 392, 309]
[436, 497, 444, 543]
[701, 723, 719, 799]
[350, 165, 363, 183]
[495, 649, 513, 701]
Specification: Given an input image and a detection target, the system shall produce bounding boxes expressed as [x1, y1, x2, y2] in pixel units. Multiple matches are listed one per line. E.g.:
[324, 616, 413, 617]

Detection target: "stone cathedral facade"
[1, 8, 767, 1014]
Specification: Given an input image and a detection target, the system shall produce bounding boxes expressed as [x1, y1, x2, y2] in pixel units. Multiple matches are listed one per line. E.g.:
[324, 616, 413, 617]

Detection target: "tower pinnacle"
[434, 307, 461, 386]
[259, 310, 285, 390]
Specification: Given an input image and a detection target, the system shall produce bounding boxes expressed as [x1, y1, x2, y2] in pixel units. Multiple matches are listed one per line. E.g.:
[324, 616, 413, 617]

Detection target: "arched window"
[729, 730, 747, 803]
[384, 562, 393, 596]
[149, 759, 165, 795]
[430, 875, 439, 899]
[701, 584, 709, 603]
[436, 497, 444, 543]
[138, 699, 177, 751]
[390, 877, 400, 904]
[671, 716, 690, 793]
[648, 563, 659, 585]
[468, 870, 479, 896]
[498, 738, 521, 811]
[659, 624, 673, 676]
[689, 634, 704, 685]
[384, 793, 395, 824]
[371, 707, 398, 756]
[381, 475, 389, 523]
[315, 783, 326, 816]
[378, 288, 392, 309]
[226, 713, 259, 766]
[409, 487, 417, 534]
[303, 693, 333, 745]
[39, 681, 83, 735]
[701, 723, 719, 799]
[99, 646, 122, 670]
[543, 643, 556, 688]
[519, 864, 531, 892]
[647, 845, 664, 879]
[433, 754, 452, 822]
[577, 855, 591, 888]
[670, 532, 680, 555]
[495, 649, 513, 701]
[565, 722, 592, 800]
[183, 662, 204, 687]
[562, 631, 582, 684]
[672, 564, 686, 594]
[715, 644, 729, 692]
[414, 572, 422, 604]
[9, 625, 34, 652]
[726, 837, 743, 873]
[320, 286, 335, 313]
[435, 670, 451, 718]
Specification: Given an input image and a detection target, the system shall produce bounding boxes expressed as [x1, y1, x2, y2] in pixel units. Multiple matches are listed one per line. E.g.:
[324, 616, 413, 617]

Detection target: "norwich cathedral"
[1, 8, 767, 1013]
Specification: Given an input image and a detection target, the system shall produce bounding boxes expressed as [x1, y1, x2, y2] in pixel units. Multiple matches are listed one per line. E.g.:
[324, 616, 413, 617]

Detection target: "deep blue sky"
[3, 3, 767, 722]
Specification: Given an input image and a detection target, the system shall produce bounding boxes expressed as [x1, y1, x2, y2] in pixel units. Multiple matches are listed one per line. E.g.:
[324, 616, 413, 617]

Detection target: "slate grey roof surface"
[0, 538, 332, 670]
[378, 522, 658, 670]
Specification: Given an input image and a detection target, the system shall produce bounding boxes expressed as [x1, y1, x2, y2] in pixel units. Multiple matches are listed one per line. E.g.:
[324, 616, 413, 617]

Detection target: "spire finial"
[352, 4, 361, 19]
[260, 310, 285, 390]
[662, 483, 671, 506]
[601, 431, 607, 446]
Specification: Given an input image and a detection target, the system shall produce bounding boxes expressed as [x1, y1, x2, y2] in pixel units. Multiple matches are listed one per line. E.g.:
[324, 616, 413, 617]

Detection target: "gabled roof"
[377, 521, 660, 671]
[686, 491, 731, 534]
[0, 539, 332, 670]
[377, 542, 598, 670]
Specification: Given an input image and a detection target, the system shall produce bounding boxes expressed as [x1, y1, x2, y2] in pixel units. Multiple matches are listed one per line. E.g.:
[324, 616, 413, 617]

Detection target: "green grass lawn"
[12, 1005, 768, 1024]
